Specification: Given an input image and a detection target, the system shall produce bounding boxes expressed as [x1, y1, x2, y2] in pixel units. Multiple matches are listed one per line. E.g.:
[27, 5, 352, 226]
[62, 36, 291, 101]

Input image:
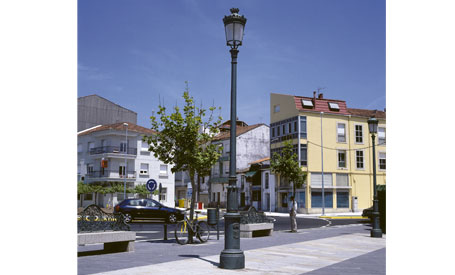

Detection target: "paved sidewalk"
[93, 232, 385, 275]
[79, 224, 385, 275]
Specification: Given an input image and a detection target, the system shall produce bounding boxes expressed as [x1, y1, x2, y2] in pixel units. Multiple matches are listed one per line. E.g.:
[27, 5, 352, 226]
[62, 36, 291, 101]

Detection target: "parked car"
[362, 206, 373, 219]
[114, 198, 185, 223]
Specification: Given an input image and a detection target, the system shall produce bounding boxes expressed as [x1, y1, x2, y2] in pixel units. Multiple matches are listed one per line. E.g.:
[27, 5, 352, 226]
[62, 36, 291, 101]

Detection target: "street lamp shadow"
[178, 254, 219, 267]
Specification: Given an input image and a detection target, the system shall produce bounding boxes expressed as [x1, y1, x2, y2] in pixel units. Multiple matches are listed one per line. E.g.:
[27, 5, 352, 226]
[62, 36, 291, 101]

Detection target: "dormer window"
[302, 99, 313, 108]
[328, 102, 340, 111]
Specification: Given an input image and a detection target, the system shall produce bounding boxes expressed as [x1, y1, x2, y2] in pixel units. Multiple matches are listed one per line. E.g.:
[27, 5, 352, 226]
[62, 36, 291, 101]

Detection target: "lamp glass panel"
[233, 22, 244, 42]
[225, 22, 234, 44]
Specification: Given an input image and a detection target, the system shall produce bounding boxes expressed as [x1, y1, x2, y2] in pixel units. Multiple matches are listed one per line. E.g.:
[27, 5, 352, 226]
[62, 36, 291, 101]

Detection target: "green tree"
[134, 184, 150, 198]
[270, 141, 307, 201]
[78, 181, 90, 207]
[143, 84, 222, 243]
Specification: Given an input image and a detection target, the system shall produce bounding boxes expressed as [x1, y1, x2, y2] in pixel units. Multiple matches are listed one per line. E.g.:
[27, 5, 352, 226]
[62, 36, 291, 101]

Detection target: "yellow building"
[270, 92, 386, 214]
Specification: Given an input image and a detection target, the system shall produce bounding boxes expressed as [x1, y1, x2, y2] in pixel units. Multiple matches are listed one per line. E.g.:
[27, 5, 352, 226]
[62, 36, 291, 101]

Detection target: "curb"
[319, 216, 368, 219]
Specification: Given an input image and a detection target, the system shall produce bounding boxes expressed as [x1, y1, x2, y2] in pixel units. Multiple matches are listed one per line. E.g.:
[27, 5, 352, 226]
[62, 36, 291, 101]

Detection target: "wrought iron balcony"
[89, 146, 137, 155]
[86, 170, 136, 179]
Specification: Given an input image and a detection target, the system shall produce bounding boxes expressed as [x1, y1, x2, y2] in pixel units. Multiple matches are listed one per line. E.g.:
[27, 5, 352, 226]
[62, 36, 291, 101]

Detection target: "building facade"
[77, 122, 175, 208]
[208, 120, 270, 208]
[270, 92, 386, 214]
[78, 95, 137, 132]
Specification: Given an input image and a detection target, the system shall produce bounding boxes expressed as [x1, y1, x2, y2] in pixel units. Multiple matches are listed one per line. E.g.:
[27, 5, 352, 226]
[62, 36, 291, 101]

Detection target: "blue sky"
[78, 0, 385, 127]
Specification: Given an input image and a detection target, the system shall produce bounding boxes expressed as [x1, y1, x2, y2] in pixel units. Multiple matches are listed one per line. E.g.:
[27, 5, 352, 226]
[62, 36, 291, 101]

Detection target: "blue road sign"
[146, 179, 157, 192]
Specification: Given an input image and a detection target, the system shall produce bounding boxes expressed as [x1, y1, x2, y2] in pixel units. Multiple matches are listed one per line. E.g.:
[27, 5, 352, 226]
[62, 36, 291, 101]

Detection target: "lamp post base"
[371, 228, 383, 238]
[219, 249, 245, 269]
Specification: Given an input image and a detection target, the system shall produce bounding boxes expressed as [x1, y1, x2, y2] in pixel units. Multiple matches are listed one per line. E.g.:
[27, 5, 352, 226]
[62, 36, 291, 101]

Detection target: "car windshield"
[128, 199, 146, 206]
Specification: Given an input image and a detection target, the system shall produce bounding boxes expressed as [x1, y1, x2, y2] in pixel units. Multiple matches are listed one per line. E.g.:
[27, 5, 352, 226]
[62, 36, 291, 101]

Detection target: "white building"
[77, 122, 175, 208]
[208, 120, 270, 208]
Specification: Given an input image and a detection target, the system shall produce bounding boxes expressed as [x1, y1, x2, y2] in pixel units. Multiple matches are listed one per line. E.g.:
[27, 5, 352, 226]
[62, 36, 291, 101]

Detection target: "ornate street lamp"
[219, 8, 246, 270]
[123, 122, 128, 200]
[368, 117, 383, 238]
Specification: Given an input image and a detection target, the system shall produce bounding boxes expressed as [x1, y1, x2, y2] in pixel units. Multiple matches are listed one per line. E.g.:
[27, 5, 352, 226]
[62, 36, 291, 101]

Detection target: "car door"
[143, 199, 161, 220]
[132, 199, 147, 218]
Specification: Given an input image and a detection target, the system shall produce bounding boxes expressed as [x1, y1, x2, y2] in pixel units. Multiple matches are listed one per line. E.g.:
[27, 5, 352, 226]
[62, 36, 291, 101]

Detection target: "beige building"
[271, 92, 386, 214]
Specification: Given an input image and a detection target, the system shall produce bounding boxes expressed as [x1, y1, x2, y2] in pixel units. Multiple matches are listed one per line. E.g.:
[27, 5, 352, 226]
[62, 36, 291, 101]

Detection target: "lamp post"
[123, 122, 128, 200]
[368, 117, 383, 238]
[219, 8, 246, 270]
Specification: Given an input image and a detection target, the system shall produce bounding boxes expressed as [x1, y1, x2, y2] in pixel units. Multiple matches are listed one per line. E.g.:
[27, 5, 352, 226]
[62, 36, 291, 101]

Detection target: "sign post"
[146, 179, 157, 199]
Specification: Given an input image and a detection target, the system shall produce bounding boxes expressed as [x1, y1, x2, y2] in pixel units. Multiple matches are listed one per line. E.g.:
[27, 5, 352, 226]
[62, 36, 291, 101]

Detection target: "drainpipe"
[320, 112, 325, 215]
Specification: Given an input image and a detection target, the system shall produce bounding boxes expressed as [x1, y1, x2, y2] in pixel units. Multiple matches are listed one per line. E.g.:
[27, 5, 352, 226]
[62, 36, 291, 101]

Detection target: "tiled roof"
[212, 124, 266, 141]
[347, 108, 386, 119]
[294, 95, 350, 115]
[78, 122, 157, 136]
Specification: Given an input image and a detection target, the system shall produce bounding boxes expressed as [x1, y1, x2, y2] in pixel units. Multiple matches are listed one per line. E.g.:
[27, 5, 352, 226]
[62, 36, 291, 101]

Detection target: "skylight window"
[328, 102, 340, 110]
[302, 99, 313, 107]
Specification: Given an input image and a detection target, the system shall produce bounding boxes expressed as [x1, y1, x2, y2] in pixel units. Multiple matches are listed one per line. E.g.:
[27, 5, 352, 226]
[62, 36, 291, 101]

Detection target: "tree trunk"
[189, 169, 197, 244]
[197, 175, 201, 204]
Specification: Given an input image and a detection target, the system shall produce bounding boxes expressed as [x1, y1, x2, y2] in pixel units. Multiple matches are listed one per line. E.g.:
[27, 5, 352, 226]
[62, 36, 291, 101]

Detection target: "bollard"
[163, 224, 168, 240]
[216, 203, 220, 240]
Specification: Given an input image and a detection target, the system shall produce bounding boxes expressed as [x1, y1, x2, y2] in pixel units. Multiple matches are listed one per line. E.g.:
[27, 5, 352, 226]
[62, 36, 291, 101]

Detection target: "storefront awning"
[245, 171, 257, 178]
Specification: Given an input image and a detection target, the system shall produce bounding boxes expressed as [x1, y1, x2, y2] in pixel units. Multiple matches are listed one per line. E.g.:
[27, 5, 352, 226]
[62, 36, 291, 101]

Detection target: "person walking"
[289, 196, 298, 232]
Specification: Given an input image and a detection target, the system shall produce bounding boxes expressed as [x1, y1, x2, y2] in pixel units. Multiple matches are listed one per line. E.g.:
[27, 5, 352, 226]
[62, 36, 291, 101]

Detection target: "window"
[78, 144, 82, 153]
[311, 173, 333, 186]
[265, 173, 269, 189]
[338, 150, 347, 168]
[337, 192, 349, 208]
[271, 127, 275, 138]
[213, 164, 219, 176]
[379, 152, 386, 170]
[356, 150, 364, 169]
[337, 123, 346, 142]
[224, 162, 229, 175]
[120, 142, 127, 152]
[288, 123, 292, 134]
[160, 164, 168, 176]
[274, 105, 280, 113]
[87, 164, 94, 175]
[281, 193, 288, 208]
[336, 174, 349, 186]
[328, 102, 340, 111]
[88, 142, 94, 153]
[140, 163, 149, 175]
[241, 175, 245, 190]
[302, 99, 313, 107]
[300, 116, 307, 139]
[141, 141, 149, 151]
[146, 200, 158, 207]
[84, 193, 93, 201]
[311, 191, 333, 208]
[355, 125, 363, 143]
[283, 124, 286, 135]
[378, 127, 386, 145]
[300, 144, 307, 166]
[224, 143, 230, 154]
[119, 164, 126, 177]
[294, 121, 297, 133]
[277, 125, 281, 136]
[159, 187, 167, 201]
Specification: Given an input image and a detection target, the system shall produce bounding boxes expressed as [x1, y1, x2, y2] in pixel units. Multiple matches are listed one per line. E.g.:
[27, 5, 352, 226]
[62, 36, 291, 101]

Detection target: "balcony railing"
[86, 170, 136, 179]
[89, 146, 137, 155]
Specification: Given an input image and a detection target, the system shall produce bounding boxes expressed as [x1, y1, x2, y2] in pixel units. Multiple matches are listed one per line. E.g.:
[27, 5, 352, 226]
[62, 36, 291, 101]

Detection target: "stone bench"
[78, 231, 136, 253]
[78, 204, 135, 253]
[240, 222, 274, 238]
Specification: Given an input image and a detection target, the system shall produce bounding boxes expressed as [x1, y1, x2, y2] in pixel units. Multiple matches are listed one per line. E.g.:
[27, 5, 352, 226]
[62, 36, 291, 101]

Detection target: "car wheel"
[123, 213, 132, 223]
[167, 213, 177, 224]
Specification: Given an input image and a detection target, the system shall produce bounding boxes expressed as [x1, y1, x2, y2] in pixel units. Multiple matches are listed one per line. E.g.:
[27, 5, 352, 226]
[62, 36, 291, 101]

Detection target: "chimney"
[318, 93, 323, 99]
[313, 91, 316, 99]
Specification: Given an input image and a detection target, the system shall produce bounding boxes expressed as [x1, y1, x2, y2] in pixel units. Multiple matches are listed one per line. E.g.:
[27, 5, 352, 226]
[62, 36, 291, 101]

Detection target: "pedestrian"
[289, 196, 298, 232]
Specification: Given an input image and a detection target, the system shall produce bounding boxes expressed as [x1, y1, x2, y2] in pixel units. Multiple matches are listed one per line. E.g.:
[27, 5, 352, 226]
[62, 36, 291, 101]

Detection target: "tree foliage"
[143, 83, 222, 242]
[270, 141, 307, 198]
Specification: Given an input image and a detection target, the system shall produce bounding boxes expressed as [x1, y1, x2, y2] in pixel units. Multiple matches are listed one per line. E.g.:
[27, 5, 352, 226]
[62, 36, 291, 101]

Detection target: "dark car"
[114, 198, 185, 223]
